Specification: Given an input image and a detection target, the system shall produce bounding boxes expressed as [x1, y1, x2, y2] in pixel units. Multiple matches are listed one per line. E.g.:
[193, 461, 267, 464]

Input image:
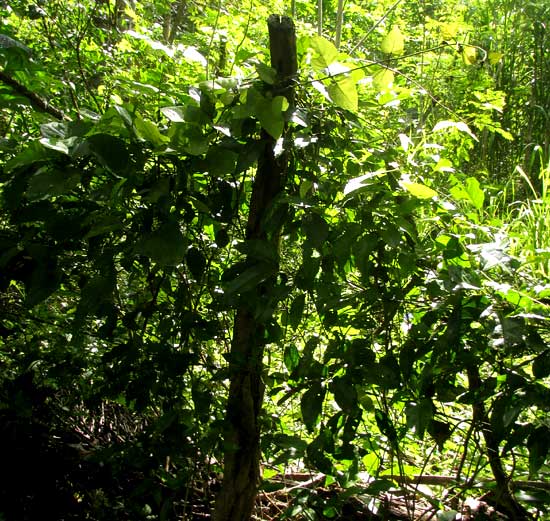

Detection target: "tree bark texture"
[213, 15, 297, 521]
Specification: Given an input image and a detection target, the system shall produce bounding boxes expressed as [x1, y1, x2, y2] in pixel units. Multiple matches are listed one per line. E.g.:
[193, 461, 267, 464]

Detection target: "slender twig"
[205, 0, 222, 80]
[317, 0, 323, 36]
[228, 0, 254, 77]
[0, 70, 67, 120]
[349, 0, 402, 55]
[334, 0, 345, 49]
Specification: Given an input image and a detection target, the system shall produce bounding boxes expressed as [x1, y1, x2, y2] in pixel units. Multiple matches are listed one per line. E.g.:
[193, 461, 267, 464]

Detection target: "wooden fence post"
[213, 14, 297, 521]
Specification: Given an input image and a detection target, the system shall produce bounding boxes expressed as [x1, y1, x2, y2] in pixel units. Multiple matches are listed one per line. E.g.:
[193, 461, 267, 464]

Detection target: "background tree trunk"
[213, 15, 297, 521]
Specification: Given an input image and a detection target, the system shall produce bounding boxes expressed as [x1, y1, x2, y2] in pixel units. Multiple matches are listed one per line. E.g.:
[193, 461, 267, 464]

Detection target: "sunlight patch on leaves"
[433, 120, 478, 141]
[381, 26, 405, 55]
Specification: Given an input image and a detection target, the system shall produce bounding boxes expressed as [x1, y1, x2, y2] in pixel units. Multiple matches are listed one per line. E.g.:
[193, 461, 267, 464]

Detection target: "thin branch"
[349, 0, 402, 55]
[334, 0, 345, 49]
[0, 70, 67, 120]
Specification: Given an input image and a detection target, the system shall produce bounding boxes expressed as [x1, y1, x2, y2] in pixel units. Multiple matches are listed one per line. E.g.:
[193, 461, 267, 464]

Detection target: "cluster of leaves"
[1, 0, 550, 519]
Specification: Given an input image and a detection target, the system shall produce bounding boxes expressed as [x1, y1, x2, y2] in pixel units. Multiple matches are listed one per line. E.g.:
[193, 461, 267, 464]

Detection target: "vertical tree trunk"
[213, 15, 297, 521]
[467, 366, 530, 520]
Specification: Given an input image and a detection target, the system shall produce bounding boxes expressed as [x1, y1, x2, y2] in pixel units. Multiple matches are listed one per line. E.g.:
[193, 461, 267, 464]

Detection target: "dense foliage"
[1, 0, 549, 520]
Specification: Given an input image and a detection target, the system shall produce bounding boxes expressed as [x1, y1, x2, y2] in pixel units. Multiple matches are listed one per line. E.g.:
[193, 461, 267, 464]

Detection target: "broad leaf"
[450, 176, 484, 209]
[381, 26, 405, 55]
[26, 167, 80, 200]
[406, 399, 434, 440]
[161, 106, 187, 122]
[432, 120, 478, 141]
[401, 181, 437, 199]
[256, 62, 277, 85]
[186, 247, 207, 281]
[256, 95, 289, 140]
[272, 433, 307, 452]
[373, 68, 394, 90]
[301, 382, 325, 431]
[327, 75, 358, 112]
[330, 376, 357, 412]
[527, 427, 550, 475]
[309, 36, 339, 71]
[303, 213, 329, 250]
[488, 51, 504, 65]
[289, 294, 306, 330]
[462, 46, 478, 65]
[134, 117, 169, 147]
[533, 350, 550, 379]
[86, 134, 130, 173]
[135, 221, 186, 266]
[284, 344, 300, 372]
[223, 262, 277, 296]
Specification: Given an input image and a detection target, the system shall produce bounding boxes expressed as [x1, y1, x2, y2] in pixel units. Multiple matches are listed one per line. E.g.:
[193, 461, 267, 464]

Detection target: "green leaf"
[330, 376, 357, 412]
[40, 121, 67, 139]
[161, 106, 187, 122]
[464, 177, 485, 208]
[25, 258, 62, 307]
[284, 344, 300, 372]
[135, 221, 186, 266]
[381, 26, 405, 55]
[527, 426, 550, 475]
[205, 146, 238, 176]
[378, 353, 401, 390]
[432, 120, 478, 141]
[289, 294, 306, 330]
[462, 46, 477, 65]
[401, 181, 437, 199]
[406, 399, 433, 440]
[301, 382, 325, 431]
[235, 239, 279, 263]
[186, 247, 207, 281]
[254, 95, 289, 139]
[309, 36, 339, 71]
[488, 51, 504, 65]
[375, 409, 397, 442]
[327, 75, 358, 112]
[373, 68, 394, 90]
[427, 420, 452, 450]
[450, 177, 485, 209]
[256, 62, 277, 85]
[86, 134, 130, 174]
[134, 116, 169, 147]
[84, 215, 124, 239]
[76, 274, 115, 319]
[295, 254, 320, 290]
[5, 141, 54, 170]
[365, 479, 396, 495]
[192, 381, 212, 420]
[533, 350, 550, 379]
[39, 137, 75, 155]
[272, 433, 307, 452]
[26, 167, 80, 200]
[303, 213, 329, 250]
[223, 262, 277, 296]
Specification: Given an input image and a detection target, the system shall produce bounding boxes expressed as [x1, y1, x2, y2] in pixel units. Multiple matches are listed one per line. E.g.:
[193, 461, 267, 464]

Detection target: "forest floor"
[186, 470, 512, 520]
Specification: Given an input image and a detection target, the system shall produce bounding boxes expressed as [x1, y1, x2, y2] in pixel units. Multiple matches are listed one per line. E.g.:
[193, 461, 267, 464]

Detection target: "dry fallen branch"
[385, 474, 550, 492]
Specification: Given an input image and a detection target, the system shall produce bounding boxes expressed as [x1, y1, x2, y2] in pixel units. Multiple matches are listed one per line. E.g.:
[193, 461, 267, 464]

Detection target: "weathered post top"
[267, 15, 297, 103]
